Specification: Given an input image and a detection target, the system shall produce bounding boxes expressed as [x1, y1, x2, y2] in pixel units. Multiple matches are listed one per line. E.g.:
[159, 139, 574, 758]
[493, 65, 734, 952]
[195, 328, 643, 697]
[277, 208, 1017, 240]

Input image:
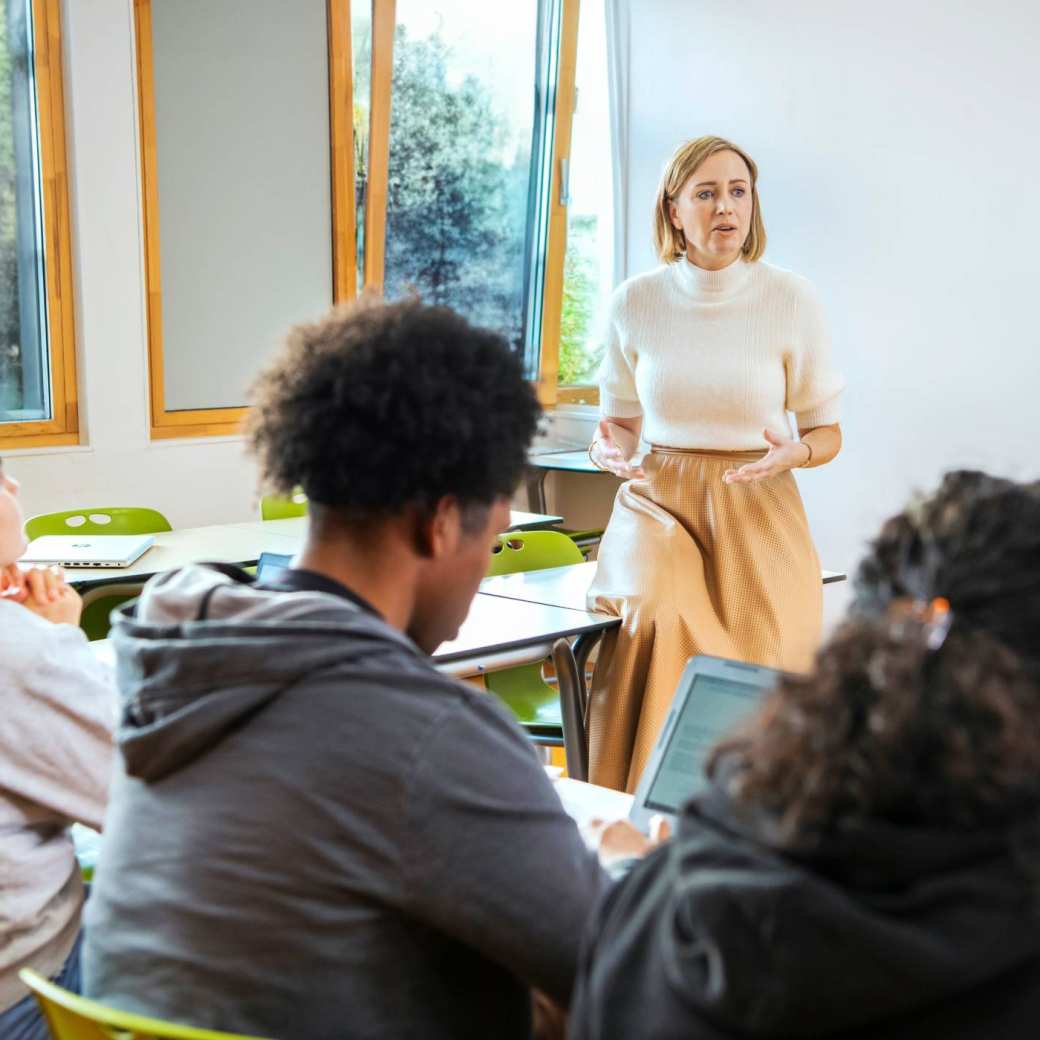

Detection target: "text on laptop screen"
[644, 674, 763, 814]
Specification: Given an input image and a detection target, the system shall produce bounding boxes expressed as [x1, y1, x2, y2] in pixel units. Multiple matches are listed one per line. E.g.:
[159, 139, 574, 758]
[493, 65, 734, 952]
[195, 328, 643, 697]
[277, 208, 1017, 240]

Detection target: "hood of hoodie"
[110, 564, 419, 783]
[575, 759, 1040, 1037]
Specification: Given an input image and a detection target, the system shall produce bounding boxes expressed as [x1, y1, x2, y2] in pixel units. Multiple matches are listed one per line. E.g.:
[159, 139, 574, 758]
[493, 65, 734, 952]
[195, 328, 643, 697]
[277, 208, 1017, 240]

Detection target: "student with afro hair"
[83, 299, 620, 1039]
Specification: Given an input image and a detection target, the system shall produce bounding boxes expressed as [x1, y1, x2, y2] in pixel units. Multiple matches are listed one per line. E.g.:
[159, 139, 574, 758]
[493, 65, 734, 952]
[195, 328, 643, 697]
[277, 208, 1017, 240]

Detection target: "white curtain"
[604, 0, 630, 286]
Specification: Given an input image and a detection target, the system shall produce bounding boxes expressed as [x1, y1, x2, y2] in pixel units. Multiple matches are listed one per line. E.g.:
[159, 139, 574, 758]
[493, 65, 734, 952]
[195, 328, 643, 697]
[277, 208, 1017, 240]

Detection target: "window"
[556, 0, 612, 404]
[359, 0, 579, 404]
[0, 0, 78, 448]
[134, 0, 584, 438]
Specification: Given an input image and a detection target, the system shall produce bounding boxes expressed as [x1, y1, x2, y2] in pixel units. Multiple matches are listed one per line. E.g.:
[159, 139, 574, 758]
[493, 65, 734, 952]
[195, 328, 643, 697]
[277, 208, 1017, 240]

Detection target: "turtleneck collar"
[671, 253, 753, 299]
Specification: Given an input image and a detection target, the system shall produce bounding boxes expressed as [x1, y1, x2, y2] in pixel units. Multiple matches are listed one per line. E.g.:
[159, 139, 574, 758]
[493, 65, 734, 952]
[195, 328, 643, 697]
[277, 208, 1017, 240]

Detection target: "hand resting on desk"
[582, 815, 671, 871]
[1, 562, 82, 626]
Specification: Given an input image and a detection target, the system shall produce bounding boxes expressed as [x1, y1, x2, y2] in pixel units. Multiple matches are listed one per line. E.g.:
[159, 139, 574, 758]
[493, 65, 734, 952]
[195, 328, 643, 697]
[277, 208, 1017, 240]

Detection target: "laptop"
[553, 655, 781, 834]
[627, 655, 781, 830]
[255, 551, 293, 583]
[20, 534, 155, 569]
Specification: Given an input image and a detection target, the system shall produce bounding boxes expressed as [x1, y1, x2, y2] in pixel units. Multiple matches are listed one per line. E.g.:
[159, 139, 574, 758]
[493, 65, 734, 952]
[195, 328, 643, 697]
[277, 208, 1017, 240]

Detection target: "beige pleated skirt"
[587, 446, 822, 792]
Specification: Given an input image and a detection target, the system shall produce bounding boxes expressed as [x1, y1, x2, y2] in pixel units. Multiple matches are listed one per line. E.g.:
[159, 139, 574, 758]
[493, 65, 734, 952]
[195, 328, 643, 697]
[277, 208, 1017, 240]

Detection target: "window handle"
[559, 157, 571, 206]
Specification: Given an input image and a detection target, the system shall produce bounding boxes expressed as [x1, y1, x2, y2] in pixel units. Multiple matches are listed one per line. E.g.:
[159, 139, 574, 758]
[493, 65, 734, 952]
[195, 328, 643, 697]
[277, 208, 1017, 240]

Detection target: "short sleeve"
[785, 280, 845, 429]
[597, 291, 643, 419]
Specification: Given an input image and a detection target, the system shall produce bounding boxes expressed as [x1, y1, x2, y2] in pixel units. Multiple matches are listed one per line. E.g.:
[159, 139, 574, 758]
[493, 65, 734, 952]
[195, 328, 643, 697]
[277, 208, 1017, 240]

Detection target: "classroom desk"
[480, 560, 847, 611]
[58, 510, 564, 590]
[526, 449, 610, 514]
[90, 591, 619, 682]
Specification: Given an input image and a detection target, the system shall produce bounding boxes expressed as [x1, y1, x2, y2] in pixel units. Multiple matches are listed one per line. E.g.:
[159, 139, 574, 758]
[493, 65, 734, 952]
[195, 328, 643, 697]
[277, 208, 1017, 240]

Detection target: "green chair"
[24, 507, 172, 542]
[485, 530, 585, 752]
[259, 491, 308, 521]
[23, 507, 173, 641]
[18, 968, 272, 1039]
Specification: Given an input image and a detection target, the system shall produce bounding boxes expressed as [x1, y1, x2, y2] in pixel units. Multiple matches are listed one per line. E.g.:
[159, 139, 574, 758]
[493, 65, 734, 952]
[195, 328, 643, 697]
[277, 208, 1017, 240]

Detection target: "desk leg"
[552, 638, 588, 782]
[524, 468, 550, 515]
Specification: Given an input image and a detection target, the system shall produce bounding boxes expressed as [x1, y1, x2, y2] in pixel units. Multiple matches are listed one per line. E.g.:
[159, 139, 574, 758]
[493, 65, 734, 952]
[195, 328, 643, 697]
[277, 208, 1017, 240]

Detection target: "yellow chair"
[18, 969, 272, 1040]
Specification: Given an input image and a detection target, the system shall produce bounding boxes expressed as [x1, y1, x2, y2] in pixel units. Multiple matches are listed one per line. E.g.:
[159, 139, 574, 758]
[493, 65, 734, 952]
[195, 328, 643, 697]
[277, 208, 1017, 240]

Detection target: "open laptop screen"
[255, 552, 292, 583]
[643, 673, 767, 815]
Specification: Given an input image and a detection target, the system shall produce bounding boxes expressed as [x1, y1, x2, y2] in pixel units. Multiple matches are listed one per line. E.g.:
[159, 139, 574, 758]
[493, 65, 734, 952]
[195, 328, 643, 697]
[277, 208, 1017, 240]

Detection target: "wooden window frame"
[0, 0, 80, 450]
[134, 0, 356, 440]
[135, 0, 586, 440]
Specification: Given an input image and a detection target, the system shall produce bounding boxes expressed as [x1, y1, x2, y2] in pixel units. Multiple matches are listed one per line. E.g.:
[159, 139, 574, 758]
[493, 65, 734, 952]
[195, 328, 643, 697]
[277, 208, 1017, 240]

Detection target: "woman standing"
[588, 136, 843, 791]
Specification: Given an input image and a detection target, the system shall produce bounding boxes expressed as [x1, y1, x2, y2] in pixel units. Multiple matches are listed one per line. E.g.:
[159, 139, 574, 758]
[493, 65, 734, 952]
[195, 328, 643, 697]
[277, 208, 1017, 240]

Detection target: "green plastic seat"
[18, 968, 272, 1039]
[24, 507, 172, 541]
[22, 507, 173, 641]
[485, 530, 585, 742]
[260, 491, 308, 520]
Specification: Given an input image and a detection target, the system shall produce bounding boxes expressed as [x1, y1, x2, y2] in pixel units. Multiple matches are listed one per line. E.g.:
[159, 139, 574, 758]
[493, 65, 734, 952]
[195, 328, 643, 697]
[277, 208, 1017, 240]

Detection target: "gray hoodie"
[82, 564, 607, 1039]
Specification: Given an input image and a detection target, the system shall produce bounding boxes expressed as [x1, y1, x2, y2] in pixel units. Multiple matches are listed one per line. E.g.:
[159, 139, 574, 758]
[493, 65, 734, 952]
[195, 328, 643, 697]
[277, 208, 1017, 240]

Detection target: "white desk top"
[62, 523, 301, 588]
[91, 588, 619, 679]
[481, 560, 847, 611]
[58, 510, 563, 588]
[529, 449, 605, 475]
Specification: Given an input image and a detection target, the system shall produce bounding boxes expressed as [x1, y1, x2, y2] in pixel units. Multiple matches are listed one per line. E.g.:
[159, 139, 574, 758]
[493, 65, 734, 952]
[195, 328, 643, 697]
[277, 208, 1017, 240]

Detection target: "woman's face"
[0, 460, 27, 565]
[669, 149, 754, 270]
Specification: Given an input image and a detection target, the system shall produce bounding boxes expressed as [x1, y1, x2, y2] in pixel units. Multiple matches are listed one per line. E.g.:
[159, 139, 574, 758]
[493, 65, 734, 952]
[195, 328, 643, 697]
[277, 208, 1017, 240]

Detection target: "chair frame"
[18, 968, 272, 1040]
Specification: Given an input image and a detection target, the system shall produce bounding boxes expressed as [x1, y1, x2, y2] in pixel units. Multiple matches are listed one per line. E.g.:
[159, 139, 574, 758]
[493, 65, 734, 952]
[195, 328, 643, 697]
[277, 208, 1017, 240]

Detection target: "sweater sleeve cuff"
[599, 392, 643, 419]
[795, 393, 842, 429]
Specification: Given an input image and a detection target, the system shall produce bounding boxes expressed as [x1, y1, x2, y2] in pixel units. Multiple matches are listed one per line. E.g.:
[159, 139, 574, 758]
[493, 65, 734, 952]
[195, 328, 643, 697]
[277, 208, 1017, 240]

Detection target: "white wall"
[620, 0, 1040, 620]
[7, 0, 262, 527]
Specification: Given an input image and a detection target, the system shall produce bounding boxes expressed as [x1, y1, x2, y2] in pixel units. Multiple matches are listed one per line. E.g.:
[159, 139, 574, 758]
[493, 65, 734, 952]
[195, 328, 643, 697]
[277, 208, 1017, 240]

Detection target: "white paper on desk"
[553, 776, 634, 830]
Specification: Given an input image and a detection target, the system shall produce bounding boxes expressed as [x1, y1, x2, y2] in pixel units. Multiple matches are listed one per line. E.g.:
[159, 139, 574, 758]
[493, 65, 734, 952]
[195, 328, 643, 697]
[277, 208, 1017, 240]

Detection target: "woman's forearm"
[797, 423, 841, 469]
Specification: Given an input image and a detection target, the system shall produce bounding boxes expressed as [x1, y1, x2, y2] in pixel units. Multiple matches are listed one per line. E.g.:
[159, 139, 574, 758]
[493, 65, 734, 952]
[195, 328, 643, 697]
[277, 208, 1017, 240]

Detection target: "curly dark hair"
[853, 470, 1040, 675]
[710, 469, 1040, 843]
[711, 618, 1040, 841]
[246, 298, 542, 523]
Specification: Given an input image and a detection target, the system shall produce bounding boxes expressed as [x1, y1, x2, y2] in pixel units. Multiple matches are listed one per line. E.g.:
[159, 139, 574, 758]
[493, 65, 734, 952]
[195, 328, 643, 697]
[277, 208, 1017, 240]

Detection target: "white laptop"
[555, 655, 781, 833]
[20, 534, 156, 568]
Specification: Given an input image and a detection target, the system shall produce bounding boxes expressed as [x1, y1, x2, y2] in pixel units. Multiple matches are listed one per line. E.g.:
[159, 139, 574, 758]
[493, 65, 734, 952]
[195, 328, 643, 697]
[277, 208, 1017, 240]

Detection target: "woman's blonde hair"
[652, 135, 767, 264]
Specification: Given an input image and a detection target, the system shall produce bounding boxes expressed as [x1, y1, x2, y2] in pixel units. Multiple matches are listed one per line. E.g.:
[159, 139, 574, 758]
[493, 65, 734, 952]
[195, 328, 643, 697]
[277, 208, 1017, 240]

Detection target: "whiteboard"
[150, 0, 333, 411]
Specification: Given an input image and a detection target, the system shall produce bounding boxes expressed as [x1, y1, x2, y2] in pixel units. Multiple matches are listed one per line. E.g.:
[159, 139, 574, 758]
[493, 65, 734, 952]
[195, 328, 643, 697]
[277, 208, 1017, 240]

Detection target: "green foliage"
[1, 1, 24, 412]
[380, 26, 528, 348]
[558, 214, 600, 386]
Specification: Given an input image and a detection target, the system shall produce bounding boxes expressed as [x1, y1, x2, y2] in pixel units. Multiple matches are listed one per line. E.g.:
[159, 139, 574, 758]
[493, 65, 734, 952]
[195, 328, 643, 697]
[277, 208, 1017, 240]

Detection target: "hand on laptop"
[583, 814, 671, 870]
[2, 563, 82, 626]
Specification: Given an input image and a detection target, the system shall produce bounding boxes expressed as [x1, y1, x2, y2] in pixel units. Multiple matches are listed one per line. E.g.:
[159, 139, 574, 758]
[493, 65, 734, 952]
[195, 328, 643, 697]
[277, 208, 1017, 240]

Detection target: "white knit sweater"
[598, 257, 844, 449]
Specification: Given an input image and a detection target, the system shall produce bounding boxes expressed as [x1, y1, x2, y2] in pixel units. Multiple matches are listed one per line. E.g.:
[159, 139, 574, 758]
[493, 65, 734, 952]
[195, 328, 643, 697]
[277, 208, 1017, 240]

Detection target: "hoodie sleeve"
[401, 691, 609, 1007]
[0, 606, 116, 829]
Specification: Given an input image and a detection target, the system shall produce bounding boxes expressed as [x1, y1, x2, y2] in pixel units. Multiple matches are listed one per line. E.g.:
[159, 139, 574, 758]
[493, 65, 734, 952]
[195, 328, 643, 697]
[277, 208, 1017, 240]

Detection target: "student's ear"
[412, 497, 462, 560]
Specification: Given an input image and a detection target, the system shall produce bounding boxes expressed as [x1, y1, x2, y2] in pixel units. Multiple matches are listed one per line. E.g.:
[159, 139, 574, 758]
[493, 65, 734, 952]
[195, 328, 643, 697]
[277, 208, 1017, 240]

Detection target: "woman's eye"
[697, 191, 713, 200]
[733, 188, 745, 197]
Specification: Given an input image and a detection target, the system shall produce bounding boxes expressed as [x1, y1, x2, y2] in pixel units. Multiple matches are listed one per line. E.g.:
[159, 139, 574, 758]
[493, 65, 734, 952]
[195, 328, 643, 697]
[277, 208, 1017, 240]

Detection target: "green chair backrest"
[78, 581, 146, 642]
[24, 507, 172, 542]
[487, 529, 584, 577]
[485, 531, 585, 730]
[259, 491, 308, 521]
[18, 968, 272, 1039]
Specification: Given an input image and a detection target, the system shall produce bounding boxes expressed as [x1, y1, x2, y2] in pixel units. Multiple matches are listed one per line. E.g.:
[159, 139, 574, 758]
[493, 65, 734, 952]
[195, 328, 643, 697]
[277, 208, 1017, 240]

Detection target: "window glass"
[383, 0, 558, 376]
[559, 0, 612, 389]
[0, 0, 49, 423]
[351, 2, 371, 296]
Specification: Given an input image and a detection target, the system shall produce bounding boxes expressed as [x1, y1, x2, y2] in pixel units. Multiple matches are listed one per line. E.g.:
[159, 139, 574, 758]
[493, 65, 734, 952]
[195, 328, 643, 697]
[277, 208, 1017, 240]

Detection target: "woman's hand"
[589, 418, 646, 480]
[722, 428, 809, 485]
[1, 563, 83, 626]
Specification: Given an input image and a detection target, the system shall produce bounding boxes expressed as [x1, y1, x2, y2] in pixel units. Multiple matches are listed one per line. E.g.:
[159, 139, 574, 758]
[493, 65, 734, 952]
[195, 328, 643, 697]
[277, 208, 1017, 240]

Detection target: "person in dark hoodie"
[82, 299, 636, 1039]
[570, 469, 1040, 1039]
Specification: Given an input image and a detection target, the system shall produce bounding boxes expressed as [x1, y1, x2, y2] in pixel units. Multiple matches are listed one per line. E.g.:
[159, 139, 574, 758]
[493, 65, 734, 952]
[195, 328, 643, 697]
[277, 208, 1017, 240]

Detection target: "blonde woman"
[587, 136, 844, 792]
